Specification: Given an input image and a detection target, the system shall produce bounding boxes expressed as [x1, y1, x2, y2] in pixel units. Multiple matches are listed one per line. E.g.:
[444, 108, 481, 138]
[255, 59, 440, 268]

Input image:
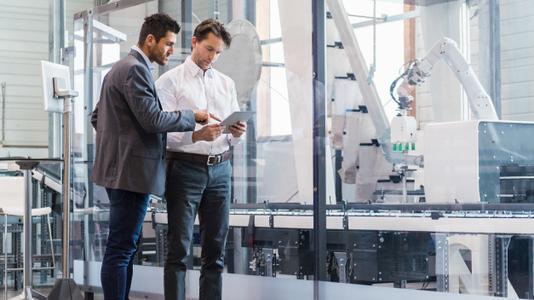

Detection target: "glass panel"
[69, 0, 315, 298]
[159, 1, 316, 298]
[323, 0, 534, 299]
[70, 0, 158, 269]
[66, 0, 534, 299]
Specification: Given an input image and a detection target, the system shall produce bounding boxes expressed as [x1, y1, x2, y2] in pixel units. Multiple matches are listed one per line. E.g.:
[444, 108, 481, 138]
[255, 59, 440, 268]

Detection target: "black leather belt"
[166, 150, 232, 165]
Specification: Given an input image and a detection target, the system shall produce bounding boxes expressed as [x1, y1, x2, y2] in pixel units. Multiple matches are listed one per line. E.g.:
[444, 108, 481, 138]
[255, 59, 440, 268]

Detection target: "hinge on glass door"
[61, 46, 76, 66]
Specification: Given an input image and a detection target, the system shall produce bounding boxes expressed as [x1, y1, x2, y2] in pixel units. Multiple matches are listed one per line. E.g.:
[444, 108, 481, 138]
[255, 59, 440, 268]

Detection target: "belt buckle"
[207, 155, 221, 165]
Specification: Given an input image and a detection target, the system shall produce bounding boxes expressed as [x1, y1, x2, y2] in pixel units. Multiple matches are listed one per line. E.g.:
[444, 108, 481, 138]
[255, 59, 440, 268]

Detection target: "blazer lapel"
[129, 50, 163, 110]
[130, 50, 150, 70]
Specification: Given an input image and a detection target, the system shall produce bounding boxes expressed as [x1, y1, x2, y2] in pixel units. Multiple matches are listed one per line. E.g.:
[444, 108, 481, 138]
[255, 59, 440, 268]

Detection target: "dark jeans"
[101, 188, 149, 300]
[164, 159, 231, 300]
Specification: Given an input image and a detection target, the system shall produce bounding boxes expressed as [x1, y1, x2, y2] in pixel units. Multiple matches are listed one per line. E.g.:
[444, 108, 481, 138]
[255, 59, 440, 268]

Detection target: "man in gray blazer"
[91, 13, 207, 300]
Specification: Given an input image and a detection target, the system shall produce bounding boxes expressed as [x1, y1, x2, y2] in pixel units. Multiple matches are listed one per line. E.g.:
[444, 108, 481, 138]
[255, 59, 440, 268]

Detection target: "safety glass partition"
[68, 0, 318, 298]
[70, 0, 158, 285]
[66, 0, 534, 299]
[323, 0, 534, 299]
[160, 0, 319, 298]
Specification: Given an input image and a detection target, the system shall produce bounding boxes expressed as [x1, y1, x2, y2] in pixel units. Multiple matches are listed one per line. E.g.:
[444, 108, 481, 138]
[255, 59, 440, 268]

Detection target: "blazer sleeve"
[123, 64, 195, 133]
[91, 103, 98, 130]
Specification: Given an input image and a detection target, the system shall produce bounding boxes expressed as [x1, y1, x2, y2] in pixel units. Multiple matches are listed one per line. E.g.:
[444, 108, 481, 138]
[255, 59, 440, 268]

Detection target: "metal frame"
[244, 0, 258, 207]
[1, 82, 5, 145]
[82, 11, 95, 268]
[351, 9, 420, 29]
[435, 233, 449, 292]
[490, 235, 511, 296]
[312, 0, 327, 283]
[181, 0, 193, 53]
[48, 0, 66, 157]
[92, 20, 128, 42]
[15, 161, 38, 300]
[71, 3, 156, 297]
[75, 0, 152, 19]
[70, 0, 329, 294]
[489, 0, 501, 118]
[245, 0, 256, 25]
[73, 0, 154, 266]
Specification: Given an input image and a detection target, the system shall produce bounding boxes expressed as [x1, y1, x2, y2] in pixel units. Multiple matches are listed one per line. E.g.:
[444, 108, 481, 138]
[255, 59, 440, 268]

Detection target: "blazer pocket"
[95, 130, 118, 177]
[117, 134, 159, 160]
[132, 148, 160, 160]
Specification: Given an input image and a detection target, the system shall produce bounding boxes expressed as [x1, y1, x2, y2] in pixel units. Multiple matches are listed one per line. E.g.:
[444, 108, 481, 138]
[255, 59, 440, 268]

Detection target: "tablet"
[220, 111, 255, 133]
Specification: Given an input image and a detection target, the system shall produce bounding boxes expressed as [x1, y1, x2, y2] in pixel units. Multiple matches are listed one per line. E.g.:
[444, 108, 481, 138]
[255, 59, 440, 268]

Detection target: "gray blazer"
[91, 50, 195, 196]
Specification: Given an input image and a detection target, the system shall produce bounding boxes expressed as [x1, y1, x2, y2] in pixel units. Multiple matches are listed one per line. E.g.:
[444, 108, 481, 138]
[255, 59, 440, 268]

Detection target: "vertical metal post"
[245, 0, 256, 26]
[22, 168, 33, 299]
[312, 0, 327, 286]
[4, 215, 7, 300]
[48, 88, 83, 300]
[213, 0, 220, 20]
[435, 233, 450, 292]
[226, 0, 233, 23]
[245, 0, 257, 206]
[530, 237, 534, 298]
[49, 0, 65, 63]
[243, 0, 257, 275]
[83, 12, 94, 265]
[62, 96, 72, 277]
[1, 82, 5, 144]
[369, 0, 376, 79]
[181, 0, 193, 54]
[335, 150, 342, 203]
[14, 160, 40, 300]
[489, 0, 501, 118]
[84, 13, 94, 135]
[48, 98, 83, 300]
[49, 0, 66, 158]
[492, 235, 511, 297]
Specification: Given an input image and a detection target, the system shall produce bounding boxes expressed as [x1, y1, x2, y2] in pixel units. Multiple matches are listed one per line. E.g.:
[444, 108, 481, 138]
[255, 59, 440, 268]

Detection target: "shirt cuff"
[227, 134, 242, 146]
[179, 110, 196, 132]
[182, 131, 194, 145]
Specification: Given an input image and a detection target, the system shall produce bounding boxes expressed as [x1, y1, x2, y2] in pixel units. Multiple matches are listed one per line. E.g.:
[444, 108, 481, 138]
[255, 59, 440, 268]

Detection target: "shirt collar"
[184, 56, 214, 79]
[131, 45, 154, 70]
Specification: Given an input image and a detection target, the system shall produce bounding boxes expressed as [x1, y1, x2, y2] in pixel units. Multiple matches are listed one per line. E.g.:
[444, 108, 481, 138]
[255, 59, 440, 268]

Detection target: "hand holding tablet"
[219, 111, 255, 133]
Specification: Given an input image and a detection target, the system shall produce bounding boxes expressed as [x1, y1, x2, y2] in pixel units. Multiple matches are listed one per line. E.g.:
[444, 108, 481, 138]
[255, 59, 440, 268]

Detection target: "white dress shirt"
[155, 56, 241, 155]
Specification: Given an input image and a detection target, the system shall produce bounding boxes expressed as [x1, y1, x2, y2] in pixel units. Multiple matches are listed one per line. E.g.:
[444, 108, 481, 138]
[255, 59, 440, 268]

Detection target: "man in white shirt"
[155, 19, 246, 300]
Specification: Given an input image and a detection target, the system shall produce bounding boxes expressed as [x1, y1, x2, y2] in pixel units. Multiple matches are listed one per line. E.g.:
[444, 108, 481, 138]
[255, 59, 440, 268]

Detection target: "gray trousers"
[164, 158, 231, 300]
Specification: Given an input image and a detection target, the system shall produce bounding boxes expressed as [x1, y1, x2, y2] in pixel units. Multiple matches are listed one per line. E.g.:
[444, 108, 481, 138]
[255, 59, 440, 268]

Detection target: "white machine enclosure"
[425, 120, 534, 203]
[425, 121, 480, 203]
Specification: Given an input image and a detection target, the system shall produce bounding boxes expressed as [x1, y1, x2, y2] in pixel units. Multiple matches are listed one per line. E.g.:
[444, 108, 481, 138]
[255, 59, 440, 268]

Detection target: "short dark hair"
[193, 19, 232, 47]
[138, 13, 180, 46]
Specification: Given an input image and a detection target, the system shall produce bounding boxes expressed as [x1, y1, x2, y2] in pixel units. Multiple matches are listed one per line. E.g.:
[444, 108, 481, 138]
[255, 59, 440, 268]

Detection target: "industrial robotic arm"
[393, 37, 498, 120]
[389, 37, 499, 155]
